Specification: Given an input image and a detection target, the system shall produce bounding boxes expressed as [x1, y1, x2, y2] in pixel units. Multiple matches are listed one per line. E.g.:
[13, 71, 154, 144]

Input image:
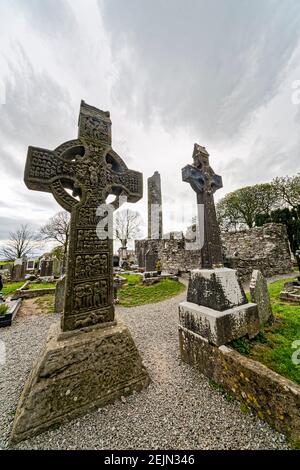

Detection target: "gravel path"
[0, 285, 289, 450]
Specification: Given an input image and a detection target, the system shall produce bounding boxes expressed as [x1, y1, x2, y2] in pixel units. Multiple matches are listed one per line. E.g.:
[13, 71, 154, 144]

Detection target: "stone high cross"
[182, 144, 223, 269]
[25, 101, 142, 331]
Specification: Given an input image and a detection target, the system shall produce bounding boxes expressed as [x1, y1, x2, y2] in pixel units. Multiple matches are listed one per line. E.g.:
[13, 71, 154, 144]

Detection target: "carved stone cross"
[25, 100, 142, 331]
[182, 144, 223, 269]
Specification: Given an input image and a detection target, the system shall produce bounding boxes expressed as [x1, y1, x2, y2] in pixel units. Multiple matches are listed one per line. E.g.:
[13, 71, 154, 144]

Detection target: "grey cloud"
[0, 148, 23, 180]
[221, 136, 300, 189]
[100, 0, 300, 141]
[11, 0, 76, 37]
[0, 215, 41, 240]
[0, 44, 75, 182]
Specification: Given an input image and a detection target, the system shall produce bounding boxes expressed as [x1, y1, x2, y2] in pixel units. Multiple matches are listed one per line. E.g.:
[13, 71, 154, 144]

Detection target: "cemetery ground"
[0, 276, 297, 450]
[117, 274, 186, 307]
[232, 278, 300, 386]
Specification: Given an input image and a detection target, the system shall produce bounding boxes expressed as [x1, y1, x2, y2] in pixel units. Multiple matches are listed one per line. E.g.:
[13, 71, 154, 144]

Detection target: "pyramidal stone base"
[179, 268, 259, 347]
[10, 321, 149, 444]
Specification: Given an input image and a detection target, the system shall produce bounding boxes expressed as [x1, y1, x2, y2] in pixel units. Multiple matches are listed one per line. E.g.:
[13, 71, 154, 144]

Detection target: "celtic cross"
[24, 100, 143, 331]
[182, 144, 223, 269]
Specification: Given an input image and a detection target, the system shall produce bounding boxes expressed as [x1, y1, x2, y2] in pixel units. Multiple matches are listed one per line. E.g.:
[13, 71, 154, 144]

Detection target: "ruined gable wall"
[221, 223, 293, 282]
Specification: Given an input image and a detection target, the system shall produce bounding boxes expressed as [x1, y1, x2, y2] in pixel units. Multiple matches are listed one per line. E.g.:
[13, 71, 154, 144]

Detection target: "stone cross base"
[180, 267, 260, 346]
[10, 321, 149, 444]
[187, 268, 247, 311]
[179, 301, 259, 346]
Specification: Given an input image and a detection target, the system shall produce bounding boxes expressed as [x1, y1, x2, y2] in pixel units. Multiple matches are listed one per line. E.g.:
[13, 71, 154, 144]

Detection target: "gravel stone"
[0, 287, 289, 450]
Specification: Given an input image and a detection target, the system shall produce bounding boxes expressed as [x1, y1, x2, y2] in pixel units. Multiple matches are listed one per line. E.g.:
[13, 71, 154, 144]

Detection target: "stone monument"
[11, 101, 149, 443]
[179, 144, 260, 353]
[148, 171, 163, 239]
[11, 258, 26, 281]
[250, 270, 273, 325]
[40, 257, 53, 277]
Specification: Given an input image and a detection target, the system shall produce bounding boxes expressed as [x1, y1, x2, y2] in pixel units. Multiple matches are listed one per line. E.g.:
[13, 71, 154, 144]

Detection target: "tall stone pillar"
[148, 171, 163, 239]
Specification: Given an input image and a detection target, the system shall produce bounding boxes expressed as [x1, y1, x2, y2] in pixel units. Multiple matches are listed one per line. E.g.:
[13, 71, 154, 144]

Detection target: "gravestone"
[11, 258, 26, 281]
[145, 247, 157, 271]
[40, 258, 53, 277]
[11, 101, 149, 444]
[250, 270, 273, 325]
[52, 257, 61, 277]
[148, 171, 163, 239]
[178, 144, 259, 348]
[54, 275, 66, 313]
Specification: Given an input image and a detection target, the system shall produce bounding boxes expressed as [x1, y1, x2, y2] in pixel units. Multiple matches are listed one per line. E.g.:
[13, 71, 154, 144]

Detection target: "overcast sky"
[1, 0, 300, 250]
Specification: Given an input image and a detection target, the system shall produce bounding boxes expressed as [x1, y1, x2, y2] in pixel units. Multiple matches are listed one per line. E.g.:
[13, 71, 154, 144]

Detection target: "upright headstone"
[40, 258, 53, 277]
[52, 257, 61, 277]
[250, 270, 273, 325]
[148, 171, 163, 239]
[178, 144, 260, 348]
[11, 258, 26, 281]
[54, 275, 66, 314]
[11, 101, 149, 444]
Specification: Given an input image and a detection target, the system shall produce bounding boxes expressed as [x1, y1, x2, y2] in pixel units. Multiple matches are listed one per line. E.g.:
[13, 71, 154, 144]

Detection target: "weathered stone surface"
[24, 100, 143, 332]
[148, 171, 163, 239]
[14, 101, 148, 443]
[136, 223, 293, 280]
[179, 326, 300, 442]
[250, 270, 273, 325]
[40, 259, 53, 277]
[222, 223, 293, 282]
[12, 287, 56, 300]
[182, 144, 223, 269]
[54, 275, 66, 313]
[187, 268, 247, 311]
[11, 321, 149, 444]
[179, 301, 259, 346]
[280, 283, 300, 303]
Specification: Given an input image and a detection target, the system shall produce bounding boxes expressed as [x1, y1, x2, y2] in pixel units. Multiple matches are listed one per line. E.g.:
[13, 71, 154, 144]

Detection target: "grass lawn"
[2, 281, 24, 296]
[118, 274, 186, 307]
[232, 278, 300, 385]
[34, 294, 55, 314]
[28, 282, 56, 290]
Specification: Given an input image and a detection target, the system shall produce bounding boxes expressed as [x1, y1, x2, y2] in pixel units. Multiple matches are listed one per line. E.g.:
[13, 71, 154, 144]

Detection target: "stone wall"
[135, 223, 293, 279]
[222, 223, 293, 282]
[179, 326, 300, 442]
[135, 234, 201, 274]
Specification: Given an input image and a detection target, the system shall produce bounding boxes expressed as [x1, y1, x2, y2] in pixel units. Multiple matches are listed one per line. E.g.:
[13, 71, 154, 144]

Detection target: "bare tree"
[40, 211, 70, 272]
[0, 224, 40, 260]
[114, 209, 143, 248]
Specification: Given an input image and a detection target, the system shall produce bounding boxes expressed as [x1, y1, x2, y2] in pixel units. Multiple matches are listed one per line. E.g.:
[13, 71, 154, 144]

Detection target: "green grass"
[0, 304, 9, 315]
[2, 281, 24, 296]
[119, 274, 142, 286]
[118, 278, 186, 307]
[232, 278, 300, 385]
[34, 294, 55, 314]
[28, 282, 56, 290]
[0, 260, 13, 266]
